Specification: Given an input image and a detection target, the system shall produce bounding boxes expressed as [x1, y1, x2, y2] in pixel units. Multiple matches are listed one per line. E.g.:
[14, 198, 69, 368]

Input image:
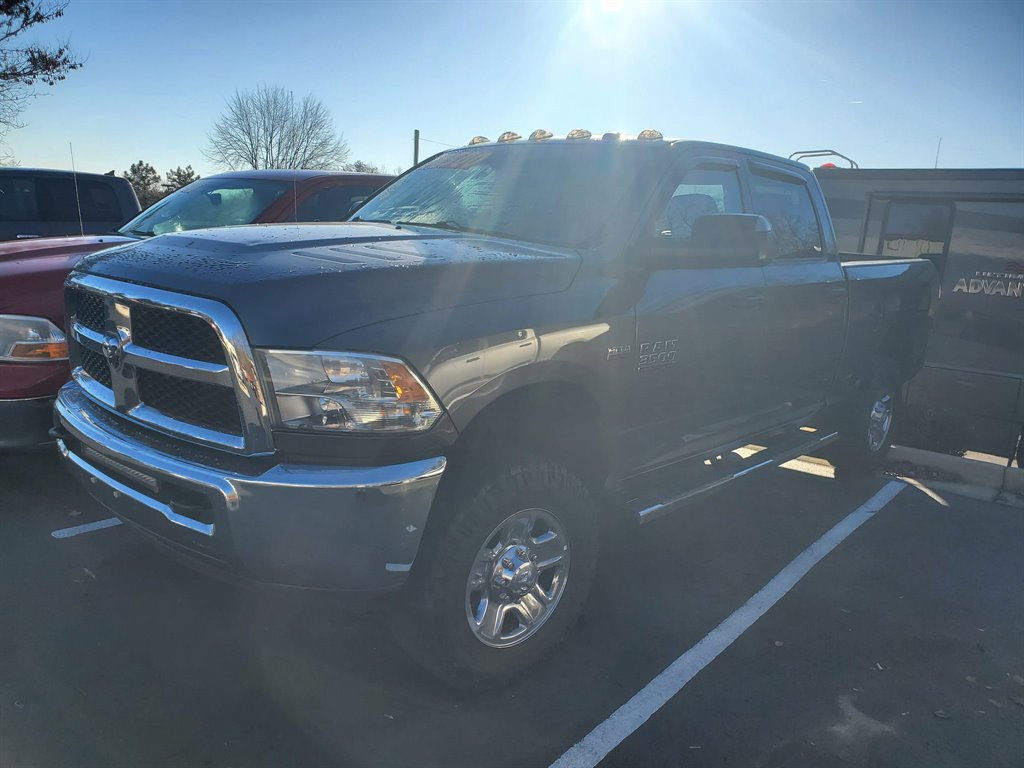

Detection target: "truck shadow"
[10, 451, 888, 767]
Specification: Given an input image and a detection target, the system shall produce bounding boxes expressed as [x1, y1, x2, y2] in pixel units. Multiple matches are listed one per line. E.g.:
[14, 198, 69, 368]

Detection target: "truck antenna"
[69, 142, 84, 237]
[934, 137, 942, 169]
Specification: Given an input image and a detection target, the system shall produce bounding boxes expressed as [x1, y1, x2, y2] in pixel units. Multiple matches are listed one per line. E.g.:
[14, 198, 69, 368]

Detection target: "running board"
[633, 430, 838, 524]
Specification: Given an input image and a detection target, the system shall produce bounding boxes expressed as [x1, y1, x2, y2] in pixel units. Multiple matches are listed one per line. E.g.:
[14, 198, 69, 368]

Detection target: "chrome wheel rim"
[465, 508, 570, 649]
[867, 393, 893, 453]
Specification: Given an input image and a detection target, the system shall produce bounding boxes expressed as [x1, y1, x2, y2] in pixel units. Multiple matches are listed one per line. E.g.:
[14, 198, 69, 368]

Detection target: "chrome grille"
[80, 347, 112, 388]
[131, 304, 226, 365]
[65, 275, 272, 454]
[136, 369, 242, 436]
[74, 291, 107, 333]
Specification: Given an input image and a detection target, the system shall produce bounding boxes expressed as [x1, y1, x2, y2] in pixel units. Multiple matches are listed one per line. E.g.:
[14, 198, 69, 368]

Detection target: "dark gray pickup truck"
[53, 134, 938, 685]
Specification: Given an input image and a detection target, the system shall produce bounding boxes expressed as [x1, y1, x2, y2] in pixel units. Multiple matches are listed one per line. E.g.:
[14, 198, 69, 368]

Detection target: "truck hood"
[0, 236, 135, 321]
[75, 223, 581, 346]
[0, 234, 135, 263]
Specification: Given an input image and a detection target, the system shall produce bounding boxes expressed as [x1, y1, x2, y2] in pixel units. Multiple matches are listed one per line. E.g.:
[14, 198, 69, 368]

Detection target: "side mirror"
[206, 192, 222, 207]
[344, 198, 369, 220]
[688, 213, 773, 267]
[647, 214, 773, 269]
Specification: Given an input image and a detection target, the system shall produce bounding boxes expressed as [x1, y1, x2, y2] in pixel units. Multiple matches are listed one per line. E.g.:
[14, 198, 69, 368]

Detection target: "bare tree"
[0, 1, 82, 142]
[204, 84, 350, 171]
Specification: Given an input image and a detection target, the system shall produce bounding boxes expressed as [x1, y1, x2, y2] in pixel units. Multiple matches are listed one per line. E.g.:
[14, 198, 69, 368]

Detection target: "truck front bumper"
[54, 383, 446, 591]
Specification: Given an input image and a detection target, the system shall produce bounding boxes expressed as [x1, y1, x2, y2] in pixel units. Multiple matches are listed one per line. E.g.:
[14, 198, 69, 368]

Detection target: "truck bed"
[839, 255, 939, 389]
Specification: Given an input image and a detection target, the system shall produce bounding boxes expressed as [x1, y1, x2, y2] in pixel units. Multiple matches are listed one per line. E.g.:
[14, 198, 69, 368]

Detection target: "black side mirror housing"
[344, 199, 368, 220]
[647, 214, 773, 269]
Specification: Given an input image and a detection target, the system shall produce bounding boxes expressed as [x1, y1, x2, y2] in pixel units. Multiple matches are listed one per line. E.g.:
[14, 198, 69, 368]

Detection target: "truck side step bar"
[626, 428, 839, 524]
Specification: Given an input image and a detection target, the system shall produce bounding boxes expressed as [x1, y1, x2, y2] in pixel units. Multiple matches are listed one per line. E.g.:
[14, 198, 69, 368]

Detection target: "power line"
[413, 130, 460, 166]
[419, 137, 458, 148]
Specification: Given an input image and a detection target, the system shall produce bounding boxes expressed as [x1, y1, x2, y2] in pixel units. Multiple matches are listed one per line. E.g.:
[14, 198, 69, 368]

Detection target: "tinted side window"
[78, 180, 123, 222]
[0, 176, 124, 224]
[0, 176, 39, 221]
[655, 165, 743, 239]
[297, 185, 379, 222]
[748, 170, 822, 259]
[35, 178, 80, 222]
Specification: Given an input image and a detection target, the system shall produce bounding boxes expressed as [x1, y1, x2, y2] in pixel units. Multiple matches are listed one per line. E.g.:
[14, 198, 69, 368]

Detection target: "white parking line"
[550, 480, 906, 768]
[51, 517, 123, 539]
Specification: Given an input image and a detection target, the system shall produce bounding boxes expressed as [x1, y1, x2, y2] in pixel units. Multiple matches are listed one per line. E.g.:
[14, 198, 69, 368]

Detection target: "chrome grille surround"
[66, 273, 273, 454]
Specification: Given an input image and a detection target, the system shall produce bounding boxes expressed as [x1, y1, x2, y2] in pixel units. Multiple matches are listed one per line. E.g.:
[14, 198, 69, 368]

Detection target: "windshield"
[354, 144, 644, 248]
[118, 177, 292, 237]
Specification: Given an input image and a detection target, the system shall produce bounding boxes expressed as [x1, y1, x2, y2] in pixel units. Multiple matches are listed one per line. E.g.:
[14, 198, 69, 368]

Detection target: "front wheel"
[392, 460, 599, 688]
[832, 370, 898, 473]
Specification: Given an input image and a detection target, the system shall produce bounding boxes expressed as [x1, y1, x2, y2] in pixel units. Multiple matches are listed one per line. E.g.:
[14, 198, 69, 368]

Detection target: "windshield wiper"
[122, 228, 154, 238]
[397, 220, 468, 232]
[350, 216, 394, 225]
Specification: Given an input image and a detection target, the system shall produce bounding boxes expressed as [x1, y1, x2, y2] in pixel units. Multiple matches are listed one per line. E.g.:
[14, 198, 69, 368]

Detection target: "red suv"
[0, 169, 392, 448]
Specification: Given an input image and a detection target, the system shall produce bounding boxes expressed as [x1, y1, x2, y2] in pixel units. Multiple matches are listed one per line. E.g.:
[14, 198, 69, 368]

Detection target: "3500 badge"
[638, 339, 678, 371]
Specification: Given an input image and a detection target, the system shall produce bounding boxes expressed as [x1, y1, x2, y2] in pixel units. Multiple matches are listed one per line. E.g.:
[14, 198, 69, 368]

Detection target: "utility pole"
[413, 129, 420, 166]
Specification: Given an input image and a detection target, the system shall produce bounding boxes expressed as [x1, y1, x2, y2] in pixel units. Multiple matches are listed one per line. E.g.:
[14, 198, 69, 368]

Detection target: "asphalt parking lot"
[1, 450, 1022, 768]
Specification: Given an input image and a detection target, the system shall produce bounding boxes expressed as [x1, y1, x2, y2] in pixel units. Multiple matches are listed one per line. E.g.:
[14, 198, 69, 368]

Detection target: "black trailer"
[809, 159, 1023, 463]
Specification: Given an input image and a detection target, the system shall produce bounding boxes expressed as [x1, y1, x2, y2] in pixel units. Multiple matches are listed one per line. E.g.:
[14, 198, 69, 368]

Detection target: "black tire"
[832, 367, 899, 473]
[392, 459, 599, 688]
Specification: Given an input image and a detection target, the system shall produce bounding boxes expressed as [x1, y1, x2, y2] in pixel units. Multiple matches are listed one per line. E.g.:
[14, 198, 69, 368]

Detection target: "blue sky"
[8, 0, 1023, 176]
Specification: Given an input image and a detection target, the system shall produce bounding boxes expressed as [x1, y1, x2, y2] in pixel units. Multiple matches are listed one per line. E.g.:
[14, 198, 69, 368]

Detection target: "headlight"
[0, 315, 68, 362]
[258, 349, 442, 433]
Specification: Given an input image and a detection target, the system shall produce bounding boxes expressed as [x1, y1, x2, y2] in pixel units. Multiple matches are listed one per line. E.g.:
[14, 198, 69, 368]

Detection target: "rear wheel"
[832, 369, 898, 473]
[392, 459, 599, 688]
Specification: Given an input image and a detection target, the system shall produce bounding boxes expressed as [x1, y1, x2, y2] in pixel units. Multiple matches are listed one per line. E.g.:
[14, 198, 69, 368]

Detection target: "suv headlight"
[0, 315, 68, 362]
[257, 349, 442, 433]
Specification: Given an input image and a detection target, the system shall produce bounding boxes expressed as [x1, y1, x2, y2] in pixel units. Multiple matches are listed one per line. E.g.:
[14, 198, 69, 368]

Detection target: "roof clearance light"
[637, 128, 663, 141]
[529, 129, 554, 141]
[566, 128, 592, 140]
[602, 132, 621, 141]
[468, 136, 490, 145]
[497, 131, 522, 143]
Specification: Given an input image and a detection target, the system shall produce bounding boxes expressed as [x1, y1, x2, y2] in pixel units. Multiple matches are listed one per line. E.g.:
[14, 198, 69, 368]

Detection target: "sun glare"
[578, 0, 658, 48]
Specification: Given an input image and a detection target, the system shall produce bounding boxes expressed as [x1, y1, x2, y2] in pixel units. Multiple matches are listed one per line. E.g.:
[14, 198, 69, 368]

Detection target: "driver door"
[623, 155, 772, 477]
